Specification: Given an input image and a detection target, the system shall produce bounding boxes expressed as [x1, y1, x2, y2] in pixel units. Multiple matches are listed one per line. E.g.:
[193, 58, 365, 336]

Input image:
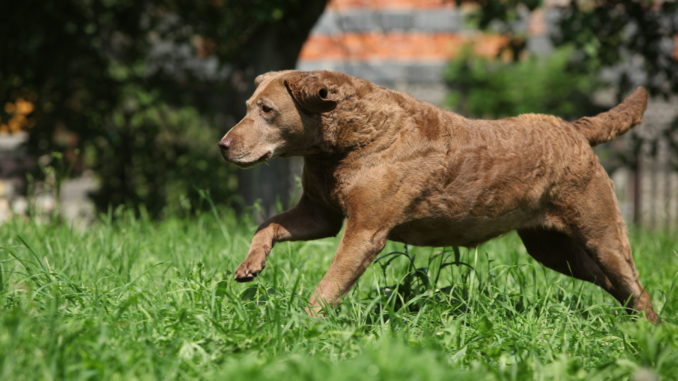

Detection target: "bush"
[445, 46, 602, 119]
[86, 84, 236, 217]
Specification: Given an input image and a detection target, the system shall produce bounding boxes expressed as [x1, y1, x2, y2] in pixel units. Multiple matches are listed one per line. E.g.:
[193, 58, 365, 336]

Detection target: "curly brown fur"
[219, 70, 657, 323]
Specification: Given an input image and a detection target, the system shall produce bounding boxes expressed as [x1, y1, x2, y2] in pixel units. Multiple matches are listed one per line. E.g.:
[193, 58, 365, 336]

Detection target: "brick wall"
[297, 0, 550, 104]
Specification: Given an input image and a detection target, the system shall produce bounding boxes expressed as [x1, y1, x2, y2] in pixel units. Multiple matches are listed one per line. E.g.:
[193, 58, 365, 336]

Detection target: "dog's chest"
[302, 158, 347, 212]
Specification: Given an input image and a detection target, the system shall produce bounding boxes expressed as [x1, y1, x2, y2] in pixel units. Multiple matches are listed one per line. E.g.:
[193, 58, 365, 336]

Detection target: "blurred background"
[0, 0, 676, 229]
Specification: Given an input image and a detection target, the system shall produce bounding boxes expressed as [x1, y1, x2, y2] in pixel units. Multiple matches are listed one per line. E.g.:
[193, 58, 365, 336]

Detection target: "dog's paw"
[304, 305, 325, 317]
[233, 256, 266, 282]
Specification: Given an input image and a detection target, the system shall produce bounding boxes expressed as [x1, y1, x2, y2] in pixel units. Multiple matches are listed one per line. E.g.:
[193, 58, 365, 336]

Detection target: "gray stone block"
[310, 9, 465, 35]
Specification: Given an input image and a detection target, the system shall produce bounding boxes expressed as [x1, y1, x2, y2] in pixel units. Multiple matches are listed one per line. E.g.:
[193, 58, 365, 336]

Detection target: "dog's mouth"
[232, 151, 272, 168]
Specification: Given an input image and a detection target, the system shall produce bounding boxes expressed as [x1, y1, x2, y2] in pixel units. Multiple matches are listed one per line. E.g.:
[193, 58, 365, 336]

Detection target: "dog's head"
[219, 70, 340, 168]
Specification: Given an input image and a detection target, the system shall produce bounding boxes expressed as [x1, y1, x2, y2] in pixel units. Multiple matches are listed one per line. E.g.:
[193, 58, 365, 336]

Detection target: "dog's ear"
[254, 70, 294, 87]
[283, 72, 337, 114]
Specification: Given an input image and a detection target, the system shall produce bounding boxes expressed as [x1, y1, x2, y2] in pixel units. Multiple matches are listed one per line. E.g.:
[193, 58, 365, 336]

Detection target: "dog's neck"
[318, 84, 466, 155]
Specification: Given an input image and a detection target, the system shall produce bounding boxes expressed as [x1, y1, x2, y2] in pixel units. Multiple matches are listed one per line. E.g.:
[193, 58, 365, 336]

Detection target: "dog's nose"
[218, 138, 232, 151]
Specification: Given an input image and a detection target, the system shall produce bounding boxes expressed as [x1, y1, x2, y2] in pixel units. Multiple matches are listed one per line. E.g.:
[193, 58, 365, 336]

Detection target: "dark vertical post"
[632, 157, 642, 226]
[650, 157, 657, 229]
[229, 0, 328, 222]
[237, 159, 293, 221]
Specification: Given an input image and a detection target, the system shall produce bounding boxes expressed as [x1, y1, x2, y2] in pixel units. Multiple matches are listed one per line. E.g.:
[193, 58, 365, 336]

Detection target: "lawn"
[1, 209, 676, 380]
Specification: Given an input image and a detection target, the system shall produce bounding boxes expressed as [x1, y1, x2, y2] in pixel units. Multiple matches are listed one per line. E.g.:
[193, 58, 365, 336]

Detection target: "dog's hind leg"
[541, 170, 657, 323]
[518, 228, 619, 300]
[518, 227, 657, 323]
[568, 227, 656, 323]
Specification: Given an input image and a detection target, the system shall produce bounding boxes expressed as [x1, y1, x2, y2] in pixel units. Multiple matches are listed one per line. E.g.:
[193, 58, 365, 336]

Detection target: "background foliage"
[0, 0, 326, 216]
[1, 0, 676, 216]
[462, 0, 677, 99]
[445, 46, 602, 119]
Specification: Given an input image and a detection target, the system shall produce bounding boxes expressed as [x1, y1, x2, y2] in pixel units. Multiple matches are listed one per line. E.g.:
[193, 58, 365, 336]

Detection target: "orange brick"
[298, 32, 505, 61]
[529, 9, 546, 36]
[327, 0, 456, 10]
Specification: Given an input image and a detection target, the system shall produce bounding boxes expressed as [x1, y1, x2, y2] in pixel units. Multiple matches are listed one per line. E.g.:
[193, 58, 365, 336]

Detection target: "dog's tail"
[571, 87, 648, 146]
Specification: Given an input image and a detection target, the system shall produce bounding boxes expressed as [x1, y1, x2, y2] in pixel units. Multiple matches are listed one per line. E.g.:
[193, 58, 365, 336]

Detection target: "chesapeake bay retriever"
[218, 70, 657, 323]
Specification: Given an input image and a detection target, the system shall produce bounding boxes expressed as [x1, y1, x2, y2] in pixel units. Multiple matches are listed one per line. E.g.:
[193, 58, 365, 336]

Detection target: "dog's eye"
[261, 105, 273, 113]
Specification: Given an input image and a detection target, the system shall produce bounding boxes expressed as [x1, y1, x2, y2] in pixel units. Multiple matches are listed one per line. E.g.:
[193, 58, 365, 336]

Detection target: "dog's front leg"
[234, 195, 342, 282]
[308, 223, 388, 315]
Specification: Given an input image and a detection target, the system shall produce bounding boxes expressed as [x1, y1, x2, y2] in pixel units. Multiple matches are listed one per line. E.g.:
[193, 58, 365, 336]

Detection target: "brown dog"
[219, 70, 657, 323]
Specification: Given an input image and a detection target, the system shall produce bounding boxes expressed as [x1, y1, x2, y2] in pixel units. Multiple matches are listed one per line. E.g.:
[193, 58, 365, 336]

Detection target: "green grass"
[1, 209, 677, 380]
